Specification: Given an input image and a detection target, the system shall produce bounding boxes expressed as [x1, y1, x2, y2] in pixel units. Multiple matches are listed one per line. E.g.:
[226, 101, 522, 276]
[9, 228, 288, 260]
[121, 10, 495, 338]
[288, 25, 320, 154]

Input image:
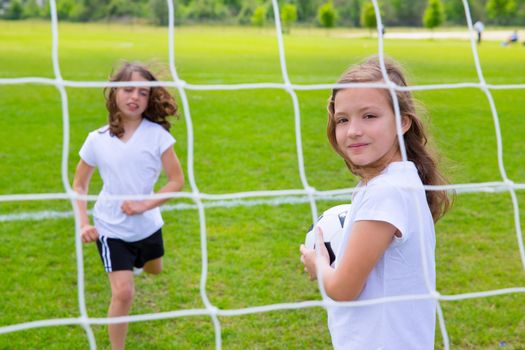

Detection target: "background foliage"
[2, 0, 525, 26]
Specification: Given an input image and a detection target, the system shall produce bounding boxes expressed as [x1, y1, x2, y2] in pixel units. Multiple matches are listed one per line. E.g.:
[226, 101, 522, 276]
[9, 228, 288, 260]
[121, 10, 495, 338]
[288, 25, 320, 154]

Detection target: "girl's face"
[334, 87, 410, 179]
[115, 71, 150, 121]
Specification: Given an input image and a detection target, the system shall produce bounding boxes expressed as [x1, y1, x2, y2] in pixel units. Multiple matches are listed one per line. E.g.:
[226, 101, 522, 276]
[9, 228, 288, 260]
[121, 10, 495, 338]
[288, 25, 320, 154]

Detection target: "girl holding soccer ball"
[300, 56, 451, 349]
[73, 62, 184, 350]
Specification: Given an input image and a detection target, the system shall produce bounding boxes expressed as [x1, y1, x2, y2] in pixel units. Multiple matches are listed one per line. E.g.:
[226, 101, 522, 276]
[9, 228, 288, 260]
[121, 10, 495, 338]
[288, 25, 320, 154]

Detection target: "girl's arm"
[121, 147, 184, 215]
[301, 220, 396, 301]
[73, 160, 98, 243]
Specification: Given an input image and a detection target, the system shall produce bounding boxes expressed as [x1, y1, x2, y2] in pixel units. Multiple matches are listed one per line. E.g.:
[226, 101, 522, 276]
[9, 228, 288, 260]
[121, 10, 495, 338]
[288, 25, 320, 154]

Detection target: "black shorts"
[96, 229, 164, 272]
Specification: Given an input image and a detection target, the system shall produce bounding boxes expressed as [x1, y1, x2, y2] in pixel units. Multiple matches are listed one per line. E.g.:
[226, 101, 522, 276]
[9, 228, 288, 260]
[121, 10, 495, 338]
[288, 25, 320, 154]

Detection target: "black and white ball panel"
[304, 204, 351, 266]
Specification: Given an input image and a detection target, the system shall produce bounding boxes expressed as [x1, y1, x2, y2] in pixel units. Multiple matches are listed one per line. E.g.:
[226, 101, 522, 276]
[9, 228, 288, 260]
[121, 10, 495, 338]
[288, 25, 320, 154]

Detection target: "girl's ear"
[401, 116, 412, 134]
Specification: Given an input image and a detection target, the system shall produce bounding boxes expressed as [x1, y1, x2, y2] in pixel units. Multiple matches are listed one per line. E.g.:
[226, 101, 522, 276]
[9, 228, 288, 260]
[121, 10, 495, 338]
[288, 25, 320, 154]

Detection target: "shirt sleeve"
[354, 182, 408, 241]
[158, 129, 176, 156]
[79, 132, 97, 167]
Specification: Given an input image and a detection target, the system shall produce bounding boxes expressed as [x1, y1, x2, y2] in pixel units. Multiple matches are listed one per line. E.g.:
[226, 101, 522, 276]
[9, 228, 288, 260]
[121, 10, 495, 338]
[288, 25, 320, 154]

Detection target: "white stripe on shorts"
[100, 236, 112, 272]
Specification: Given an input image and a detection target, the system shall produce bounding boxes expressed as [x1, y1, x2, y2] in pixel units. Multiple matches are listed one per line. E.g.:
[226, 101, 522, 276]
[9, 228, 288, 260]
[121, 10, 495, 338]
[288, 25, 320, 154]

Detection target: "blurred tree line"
[1, 0, 524, 27]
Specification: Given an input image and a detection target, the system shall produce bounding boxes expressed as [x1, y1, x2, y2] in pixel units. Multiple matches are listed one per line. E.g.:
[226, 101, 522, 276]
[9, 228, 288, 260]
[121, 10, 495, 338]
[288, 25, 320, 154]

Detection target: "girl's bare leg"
[107, 270, 135, 350]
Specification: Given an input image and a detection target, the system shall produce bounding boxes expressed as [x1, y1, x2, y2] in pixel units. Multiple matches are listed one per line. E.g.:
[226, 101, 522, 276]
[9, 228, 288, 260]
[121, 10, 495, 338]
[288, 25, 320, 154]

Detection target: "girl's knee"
[112, 283, 135, 304]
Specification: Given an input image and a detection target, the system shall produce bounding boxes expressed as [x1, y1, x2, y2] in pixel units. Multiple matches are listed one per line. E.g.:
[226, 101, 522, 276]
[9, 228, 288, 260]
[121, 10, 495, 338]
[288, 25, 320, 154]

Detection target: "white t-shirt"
[79, 118, 175, 242]
[328, 161, 436, 350]
[474, 21, 484, 33]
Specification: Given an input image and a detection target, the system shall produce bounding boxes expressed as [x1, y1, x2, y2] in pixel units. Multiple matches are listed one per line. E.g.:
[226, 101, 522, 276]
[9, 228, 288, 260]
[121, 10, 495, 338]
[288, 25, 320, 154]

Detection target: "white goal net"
[0, 0, 524, 349]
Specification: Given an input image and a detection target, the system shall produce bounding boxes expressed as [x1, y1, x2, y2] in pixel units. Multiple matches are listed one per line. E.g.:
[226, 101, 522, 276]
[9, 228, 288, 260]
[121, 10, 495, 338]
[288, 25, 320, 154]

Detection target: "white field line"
[0, 195, 353, 223]
[338, 30, 525, 41]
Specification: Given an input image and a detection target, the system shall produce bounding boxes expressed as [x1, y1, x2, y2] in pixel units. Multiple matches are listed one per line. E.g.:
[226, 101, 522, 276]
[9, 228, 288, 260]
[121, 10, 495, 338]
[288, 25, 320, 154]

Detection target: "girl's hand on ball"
[300, 227, 330, 280]
[300, 244, 317, 280]
[315, 227, 331, 265]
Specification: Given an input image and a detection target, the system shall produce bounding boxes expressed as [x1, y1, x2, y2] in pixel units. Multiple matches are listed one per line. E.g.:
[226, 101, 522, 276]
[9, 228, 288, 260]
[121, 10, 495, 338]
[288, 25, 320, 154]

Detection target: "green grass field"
[1, 20, 524, 349]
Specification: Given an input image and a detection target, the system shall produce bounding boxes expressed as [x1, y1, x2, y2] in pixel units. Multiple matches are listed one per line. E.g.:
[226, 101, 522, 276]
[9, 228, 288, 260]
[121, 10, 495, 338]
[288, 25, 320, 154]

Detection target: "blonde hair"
[327, 56, 451, 222]
[104, 62, 178, 138]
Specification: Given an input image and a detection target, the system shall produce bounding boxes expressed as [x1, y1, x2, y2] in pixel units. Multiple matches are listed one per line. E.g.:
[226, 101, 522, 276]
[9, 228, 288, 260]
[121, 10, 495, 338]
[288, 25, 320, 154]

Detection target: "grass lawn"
[0, 20, 524, 349]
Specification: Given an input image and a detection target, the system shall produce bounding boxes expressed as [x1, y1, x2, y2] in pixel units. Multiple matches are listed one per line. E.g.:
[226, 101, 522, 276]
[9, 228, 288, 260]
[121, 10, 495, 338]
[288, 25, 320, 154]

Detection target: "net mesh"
[0, 0, 524, 349]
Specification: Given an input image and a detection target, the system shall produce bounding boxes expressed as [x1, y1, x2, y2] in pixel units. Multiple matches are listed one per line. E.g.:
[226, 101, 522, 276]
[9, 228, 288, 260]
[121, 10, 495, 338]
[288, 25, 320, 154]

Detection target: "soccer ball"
[305, 204, 351, 266]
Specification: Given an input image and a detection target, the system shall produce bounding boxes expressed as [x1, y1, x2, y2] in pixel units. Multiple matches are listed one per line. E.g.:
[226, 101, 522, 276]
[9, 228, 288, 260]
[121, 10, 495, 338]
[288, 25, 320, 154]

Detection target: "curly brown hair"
[327, 56, 451, 222]
[104, 62, 178, 138]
